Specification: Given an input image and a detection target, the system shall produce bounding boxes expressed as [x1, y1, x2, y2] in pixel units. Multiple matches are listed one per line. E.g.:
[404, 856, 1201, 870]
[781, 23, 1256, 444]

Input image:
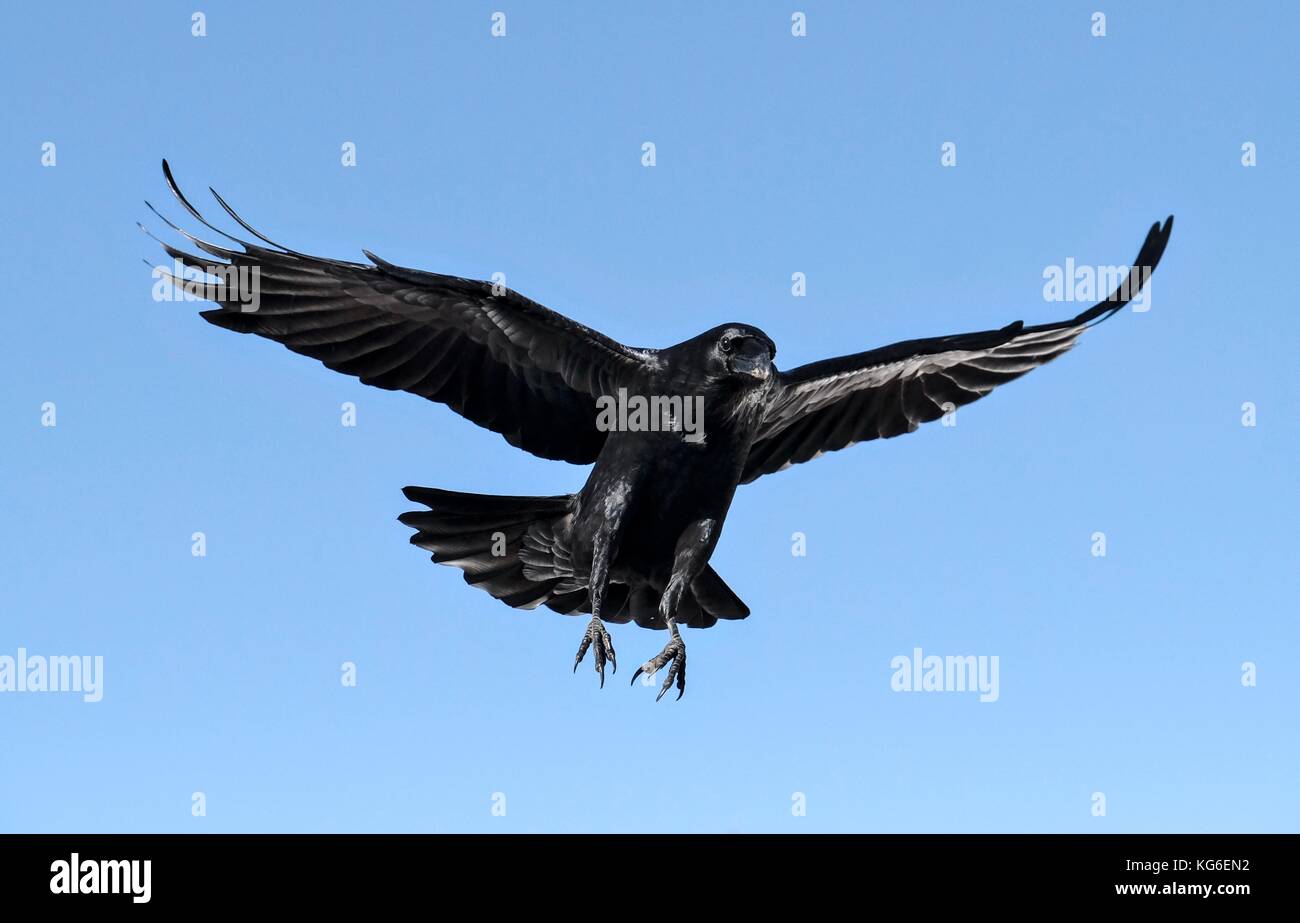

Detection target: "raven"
[145, 162, 1173, 700]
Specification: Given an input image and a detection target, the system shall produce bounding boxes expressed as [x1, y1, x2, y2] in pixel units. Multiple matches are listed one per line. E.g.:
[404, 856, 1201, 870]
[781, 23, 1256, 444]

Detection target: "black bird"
[145, 162, 1173, 700]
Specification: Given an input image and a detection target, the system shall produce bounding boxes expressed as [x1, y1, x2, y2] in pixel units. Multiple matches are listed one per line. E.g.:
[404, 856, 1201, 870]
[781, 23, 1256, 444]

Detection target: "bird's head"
[696, 323, 776, 384]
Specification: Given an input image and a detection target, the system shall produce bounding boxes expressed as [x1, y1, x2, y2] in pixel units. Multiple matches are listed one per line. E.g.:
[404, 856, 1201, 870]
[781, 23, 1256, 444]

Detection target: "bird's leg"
[572, 498, 625, 688]
[632, 519, 716, 701]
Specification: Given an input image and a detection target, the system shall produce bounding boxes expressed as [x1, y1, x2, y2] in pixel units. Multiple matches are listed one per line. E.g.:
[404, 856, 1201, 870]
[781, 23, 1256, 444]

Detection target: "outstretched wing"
[742, 217, 1174, 483]
[144, 161, 653, 464]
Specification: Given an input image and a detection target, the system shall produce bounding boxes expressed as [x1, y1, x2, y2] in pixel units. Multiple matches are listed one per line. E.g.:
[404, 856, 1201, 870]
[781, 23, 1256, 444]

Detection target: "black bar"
[0, 834, 1282, 908]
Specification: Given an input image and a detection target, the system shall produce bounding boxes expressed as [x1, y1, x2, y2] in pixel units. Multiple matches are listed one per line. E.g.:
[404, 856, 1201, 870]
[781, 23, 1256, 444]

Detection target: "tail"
[398, 486, 750, 629]
[399, 486, 576, 610]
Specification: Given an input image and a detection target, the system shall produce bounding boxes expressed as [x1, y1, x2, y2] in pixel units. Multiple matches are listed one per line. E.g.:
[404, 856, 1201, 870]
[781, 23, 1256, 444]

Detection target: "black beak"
[728, 344, 771, 380]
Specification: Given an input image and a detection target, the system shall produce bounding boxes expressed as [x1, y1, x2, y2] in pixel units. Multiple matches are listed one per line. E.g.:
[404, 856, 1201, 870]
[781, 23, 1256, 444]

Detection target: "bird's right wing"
[742, 217, 1173, 483]
[144, 161, 654, 464]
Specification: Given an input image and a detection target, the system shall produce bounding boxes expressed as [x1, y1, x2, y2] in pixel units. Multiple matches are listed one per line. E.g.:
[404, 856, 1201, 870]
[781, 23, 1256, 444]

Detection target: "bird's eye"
[720, 336, 733, 353]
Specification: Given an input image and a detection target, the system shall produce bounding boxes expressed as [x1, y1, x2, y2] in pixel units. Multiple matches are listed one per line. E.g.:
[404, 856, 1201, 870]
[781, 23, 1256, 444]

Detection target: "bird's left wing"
[741, 216, 1173, 484]
[144, 161, 653, 465]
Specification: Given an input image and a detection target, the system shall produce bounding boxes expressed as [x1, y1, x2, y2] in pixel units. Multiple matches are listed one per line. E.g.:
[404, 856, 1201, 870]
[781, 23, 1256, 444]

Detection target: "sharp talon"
[656, 674, 673, 701]
[657, 661, 678, 701]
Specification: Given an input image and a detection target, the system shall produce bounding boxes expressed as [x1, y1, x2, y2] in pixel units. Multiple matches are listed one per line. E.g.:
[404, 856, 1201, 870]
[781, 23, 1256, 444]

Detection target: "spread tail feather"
[399, 485, 750, 628]
[399, 486, 573, 610]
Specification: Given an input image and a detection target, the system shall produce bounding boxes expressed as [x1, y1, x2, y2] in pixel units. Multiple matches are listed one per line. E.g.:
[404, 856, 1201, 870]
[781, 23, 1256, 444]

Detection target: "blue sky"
[1, 1, 1295, 832]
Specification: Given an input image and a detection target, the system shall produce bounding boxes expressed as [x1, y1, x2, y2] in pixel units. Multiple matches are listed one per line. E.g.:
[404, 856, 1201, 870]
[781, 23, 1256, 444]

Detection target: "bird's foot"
[573, 616, 616, 688]
[631, 636, 686, 701]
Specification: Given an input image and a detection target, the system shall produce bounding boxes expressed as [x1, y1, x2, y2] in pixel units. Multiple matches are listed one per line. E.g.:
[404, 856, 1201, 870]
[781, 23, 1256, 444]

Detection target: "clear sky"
[1, 1, 1295, 833]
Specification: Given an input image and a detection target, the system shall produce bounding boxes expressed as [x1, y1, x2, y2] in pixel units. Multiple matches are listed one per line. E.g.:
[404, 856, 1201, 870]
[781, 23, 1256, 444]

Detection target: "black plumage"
[145, 161, 1173, 700]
